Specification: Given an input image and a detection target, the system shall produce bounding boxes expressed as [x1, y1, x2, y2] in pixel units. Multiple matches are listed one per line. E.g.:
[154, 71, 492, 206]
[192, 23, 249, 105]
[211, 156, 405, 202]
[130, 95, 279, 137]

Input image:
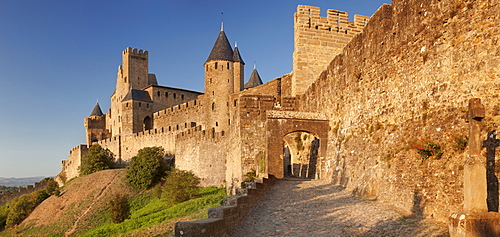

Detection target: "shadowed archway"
[265, 111, 329, 179]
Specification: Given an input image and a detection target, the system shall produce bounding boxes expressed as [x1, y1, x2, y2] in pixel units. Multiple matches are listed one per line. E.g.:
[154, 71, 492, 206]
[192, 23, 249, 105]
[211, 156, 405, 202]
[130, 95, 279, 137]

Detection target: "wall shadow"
[483, 130, 499, 212]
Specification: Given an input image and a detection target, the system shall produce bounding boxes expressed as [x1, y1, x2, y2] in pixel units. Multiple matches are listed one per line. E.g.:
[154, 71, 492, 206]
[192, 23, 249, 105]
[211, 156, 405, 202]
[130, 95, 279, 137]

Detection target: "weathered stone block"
[175, 218, 226, 237]
[449, 212, 500, 237]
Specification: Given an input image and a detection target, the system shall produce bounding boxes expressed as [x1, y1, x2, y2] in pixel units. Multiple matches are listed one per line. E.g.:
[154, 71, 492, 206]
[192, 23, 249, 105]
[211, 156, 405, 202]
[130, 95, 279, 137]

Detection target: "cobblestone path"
[233, 179, 448, 237]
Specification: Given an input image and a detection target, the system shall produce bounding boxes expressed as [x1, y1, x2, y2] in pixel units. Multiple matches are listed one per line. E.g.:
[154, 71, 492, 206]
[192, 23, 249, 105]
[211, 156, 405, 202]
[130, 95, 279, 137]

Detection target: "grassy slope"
[0, 169, 225, 237]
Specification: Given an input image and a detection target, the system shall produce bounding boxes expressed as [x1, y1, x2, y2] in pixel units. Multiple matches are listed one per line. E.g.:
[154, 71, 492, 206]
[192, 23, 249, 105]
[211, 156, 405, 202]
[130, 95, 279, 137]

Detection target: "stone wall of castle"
[299, 0, 500, 222]
[292, 5, 369, 96]
[0, 179, 49, 206]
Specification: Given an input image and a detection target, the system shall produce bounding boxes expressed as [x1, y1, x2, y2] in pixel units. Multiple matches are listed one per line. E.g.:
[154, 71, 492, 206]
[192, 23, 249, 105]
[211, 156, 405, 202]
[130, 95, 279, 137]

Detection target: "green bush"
[1, 181, 58, 229]
[410, 138, 444, 160]
[45, 177, 60, 196]
[126, 146, 168, 190]
[160, 169, 200, 207]
[0, 205, 9, 229]
[109, 193, 130, 224]
[79, 144, 115, 176]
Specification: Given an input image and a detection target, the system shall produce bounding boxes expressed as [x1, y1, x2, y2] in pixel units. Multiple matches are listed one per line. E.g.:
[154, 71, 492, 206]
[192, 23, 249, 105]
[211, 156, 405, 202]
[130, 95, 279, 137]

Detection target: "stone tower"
[292, 5, 369, 96]
[84, 102, 109, 145]
[109, 47, 152, 136]
[204, 27, 244, 131]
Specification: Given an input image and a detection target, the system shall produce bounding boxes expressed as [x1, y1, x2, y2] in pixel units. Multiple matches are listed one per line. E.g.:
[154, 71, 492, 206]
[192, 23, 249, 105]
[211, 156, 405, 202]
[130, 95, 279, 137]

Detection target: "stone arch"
[143, 116, 152, 131]
[283, 131, 320, 178]
[265, 112, 328, 179]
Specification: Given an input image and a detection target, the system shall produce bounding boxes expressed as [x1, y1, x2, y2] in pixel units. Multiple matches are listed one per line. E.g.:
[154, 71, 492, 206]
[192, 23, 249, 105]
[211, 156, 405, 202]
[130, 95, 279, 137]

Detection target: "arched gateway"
[265, 111, 329, 179]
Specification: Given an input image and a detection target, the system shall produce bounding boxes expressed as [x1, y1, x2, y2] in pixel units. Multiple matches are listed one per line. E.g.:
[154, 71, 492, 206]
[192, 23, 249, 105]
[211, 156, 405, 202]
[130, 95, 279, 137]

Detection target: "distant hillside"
[0, 176, 46, 187]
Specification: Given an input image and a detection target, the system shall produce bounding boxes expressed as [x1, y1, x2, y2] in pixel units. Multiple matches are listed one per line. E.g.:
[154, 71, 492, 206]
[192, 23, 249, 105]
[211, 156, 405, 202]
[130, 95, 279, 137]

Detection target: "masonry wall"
[299, 0, 500, 222]
[175, 126, 227, 187]
[292, 5, 369, 96]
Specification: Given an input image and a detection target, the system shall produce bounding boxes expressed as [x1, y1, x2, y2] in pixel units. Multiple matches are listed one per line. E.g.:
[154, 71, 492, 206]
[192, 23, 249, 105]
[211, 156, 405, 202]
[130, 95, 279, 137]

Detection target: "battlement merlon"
[123, 47, 148, 59]
[295, 5, 370, 29]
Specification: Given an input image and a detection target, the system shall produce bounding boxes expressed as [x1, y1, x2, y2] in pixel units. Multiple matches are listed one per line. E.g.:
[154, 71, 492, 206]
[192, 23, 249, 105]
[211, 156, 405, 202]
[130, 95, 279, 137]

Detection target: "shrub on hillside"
[126, 146, 169, 190]
[45, 177, 60, 196]
[160, 168, 200, 207]
[109, 193, 130, 223]
[79, 144, 115, 176]
[1, 181, 59, 229]
[0, 205, 8, 229]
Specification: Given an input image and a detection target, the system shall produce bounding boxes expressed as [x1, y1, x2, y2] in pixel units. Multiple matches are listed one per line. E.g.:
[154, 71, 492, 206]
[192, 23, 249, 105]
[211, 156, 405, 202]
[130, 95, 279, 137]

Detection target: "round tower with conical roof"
[204, 26, 244, 131]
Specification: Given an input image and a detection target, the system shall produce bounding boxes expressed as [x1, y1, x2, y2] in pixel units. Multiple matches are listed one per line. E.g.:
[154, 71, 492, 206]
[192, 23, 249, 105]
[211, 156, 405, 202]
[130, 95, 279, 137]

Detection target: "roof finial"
[221, 12, 224, 31]
[235, 41, 238, 48]
[254, 61, 256, 70]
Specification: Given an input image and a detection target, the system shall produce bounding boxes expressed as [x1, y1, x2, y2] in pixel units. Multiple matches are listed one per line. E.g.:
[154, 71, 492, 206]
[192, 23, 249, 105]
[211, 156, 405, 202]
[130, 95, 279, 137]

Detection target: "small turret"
[90, 102, 104, 117]
[244, 67, 263, 89]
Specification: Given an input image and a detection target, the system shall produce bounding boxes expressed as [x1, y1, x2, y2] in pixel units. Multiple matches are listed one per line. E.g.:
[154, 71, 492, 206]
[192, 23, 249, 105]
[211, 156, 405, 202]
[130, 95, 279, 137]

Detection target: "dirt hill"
[2, 169, 138, 237]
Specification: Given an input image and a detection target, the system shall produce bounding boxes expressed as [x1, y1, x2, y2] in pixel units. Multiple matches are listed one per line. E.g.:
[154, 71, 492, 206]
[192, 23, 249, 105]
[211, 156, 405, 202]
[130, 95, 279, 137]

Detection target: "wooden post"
[464, 98, 487, 212]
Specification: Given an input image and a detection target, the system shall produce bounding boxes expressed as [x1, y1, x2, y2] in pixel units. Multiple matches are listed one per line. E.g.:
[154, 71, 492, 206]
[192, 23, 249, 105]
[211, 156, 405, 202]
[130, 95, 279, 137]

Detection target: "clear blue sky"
[0, 0, 390, 178]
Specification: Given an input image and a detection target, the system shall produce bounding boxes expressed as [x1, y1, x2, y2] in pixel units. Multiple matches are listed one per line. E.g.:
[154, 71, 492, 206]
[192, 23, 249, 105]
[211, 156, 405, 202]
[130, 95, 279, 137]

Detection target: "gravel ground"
[233, 179, 448, 237]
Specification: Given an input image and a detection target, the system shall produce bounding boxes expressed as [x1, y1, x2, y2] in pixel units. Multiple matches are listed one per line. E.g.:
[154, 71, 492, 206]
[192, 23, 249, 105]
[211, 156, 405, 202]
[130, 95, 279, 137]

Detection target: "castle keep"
[62, 0, 500, 225]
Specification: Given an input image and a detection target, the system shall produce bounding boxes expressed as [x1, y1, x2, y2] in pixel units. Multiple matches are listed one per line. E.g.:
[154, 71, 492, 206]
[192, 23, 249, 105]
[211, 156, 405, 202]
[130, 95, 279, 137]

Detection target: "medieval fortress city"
[55, 0, 500, 234]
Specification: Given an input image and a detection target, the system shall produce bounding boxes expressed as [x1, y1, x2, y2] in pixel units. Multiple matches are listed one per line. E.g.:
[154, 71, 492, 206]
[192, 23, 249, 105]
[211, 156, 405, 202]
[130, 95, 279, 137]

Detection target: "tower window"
[124, 76, 127, 83]
[173, 93, 177, 99]
[181, 94, 184, 100]
[139, 102, 141, 107]
[215, 62, 218, 69]
[234, 99, 237, 106]
[157, 91, 160, 96]
[227, 62, 230, 69]
[165, 92, 168, 98]
[212, 102, 215, 110]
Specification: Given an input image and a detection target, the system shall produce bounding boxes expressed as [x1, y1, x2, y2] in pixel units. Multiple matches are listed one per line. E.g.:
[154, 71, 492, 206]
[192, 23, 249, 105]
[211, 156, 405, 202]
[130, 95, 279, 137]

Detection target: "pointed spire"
[244, 67, 263, 89]
[206, 29, 234, 62]
[232, 42, 244, 64]
[221, 12, 224, 31]
[90, 102, 104, 116]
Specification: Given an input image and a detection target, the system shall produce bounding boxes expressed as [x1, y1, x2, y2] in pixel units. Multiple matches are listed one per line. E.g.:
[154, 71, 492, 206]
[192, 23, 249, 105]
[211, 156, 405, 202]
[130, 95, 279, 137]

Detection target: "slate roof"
[90, 102, 104, 116]
[148, 73, 158, 85]
[206, 30, 234, 62]
[244, 68, 263, 89]
[121, 89, 153, 102]
[232, 46, 244, 64]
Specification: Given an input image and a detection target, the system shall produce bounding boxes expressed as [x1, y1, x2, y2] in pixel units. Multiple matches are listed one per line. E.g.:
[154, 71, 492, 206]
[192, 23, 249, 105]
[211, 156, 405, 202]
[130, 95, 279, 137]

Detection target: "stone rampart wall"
[299, 0, 500, 222]
[175, 125, 228, 187]
[0, 179, 48, 206]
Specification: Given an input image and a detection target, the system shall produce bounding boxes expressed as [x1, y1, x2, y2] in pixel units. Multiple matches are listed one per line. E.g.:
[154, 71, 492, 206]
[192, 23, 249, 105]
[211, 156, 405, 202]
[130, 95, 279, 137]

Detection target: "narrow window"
[157, 91, 160, 96]
[215, 62, 218, 69]
[176, 124, 179, 130]
[173, 93, 176, 99]
[184, 123, 187, 128]
[139, 102, 141, 107]
[124, 76, 127, 83]
[216, 122, 218, 126]
[234, 99, 237, 106]
[227, 63, 230, 69]
[165, 92, 168, 98]
[212, 102, 215, 110]
[228, 119, 231, 125]
[181, 94, 184, 100]
[126, 102, 129, 107]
